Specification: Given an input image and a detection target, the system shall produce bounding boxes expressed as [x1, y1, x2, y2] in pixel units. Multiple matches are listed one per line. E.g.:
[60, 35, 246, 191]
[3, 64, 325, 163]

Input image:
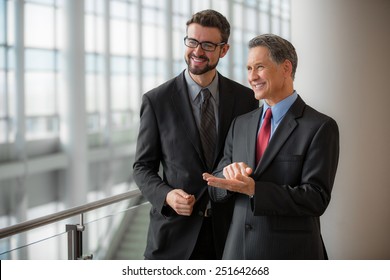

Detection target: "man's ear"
[283, 59, 293, 78]
[219, 43, 230, 58]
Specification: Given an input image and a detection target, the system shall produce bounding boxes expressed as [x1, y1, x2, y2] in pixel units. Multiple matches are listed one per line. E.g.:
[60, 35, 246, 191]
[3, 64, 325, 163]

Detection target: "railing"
[0, 188, 144, 260]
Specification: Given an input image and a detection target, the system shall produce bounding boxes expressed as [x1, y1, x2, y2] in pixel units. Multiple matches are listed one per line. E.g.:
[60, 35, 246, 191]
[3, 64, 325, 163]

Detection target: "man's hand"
[223, 162, 253, 179]
[203, 162, 255, 196]
[165, 189, 196, 216]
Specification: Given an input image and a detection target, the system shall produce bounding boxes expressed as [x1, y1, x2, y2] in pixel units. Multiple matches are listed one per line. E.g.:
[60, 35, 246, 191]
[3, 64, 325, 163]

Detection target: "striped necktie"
[199, 88, 217, 170]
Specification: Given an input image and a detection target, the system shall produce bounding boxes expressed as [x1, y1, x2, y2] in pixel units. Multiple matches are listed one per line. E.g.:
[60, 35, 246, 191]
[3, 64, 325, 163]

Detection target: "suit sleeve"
[209, 117, 236, 202]
[133, 94, 173, 213]
[253, 118, 340, 216]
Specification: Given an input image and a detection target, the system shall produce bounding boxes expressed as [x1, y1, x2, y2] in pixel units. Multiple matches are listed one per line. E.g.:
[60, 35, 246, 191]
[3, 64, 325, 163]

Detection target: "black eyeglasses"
[184, 36, 226, 52]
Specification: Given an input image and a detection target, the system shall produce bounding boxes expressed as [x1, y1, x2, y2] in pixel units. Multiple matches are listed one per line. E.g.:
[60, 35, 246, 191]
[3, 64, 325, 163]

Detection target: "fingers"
[223, 162, 251, 179]
[166, 189, 195, 216]
[204, 173, 255, 196]
[174, 189, 193, 200]
[206, 176, 244, 191]
[202, 172, 213, 180]
[166, 163, 254, 216]
[246, 167, 253, 176]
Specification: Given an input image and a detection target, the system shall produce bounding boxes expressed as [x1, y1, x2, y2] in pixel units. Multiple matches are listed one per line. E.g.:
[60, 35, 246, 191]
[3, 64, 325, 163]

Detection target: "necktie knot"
[201, 88, 211, 103]
[264, 108, 272, 121]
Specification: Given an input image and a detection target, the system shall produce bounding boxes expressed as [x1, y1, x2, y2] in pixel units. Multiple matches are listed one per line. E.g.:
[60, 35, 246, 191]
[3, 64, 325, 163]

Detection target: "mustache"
[190, 54, 209, 61]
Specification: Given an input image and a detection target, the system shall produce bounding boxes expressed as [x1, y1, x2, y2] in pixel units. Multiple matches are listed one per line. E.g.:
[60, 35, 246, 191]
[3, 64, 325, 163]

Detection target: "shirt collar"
[262, 91, 298, 123]
[184, 69, 219, 102]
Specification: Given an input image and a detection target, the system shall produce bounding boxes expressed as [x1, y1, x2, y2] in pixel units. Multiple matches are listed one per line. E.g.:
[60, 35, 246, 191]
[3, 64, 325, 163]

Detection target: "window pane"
[0, 119, 6, 142]
[111, 56, 128, 74]
[86, 53, 104, 73]
[0, 0, 5, 44]
[85, 14, 104, 53]
[192, 0, 210, 12]
[272, 17, 281, 34]
[85, 14, 97, 53]
[87, 113, 100, 132]
[26, 0, 55, 5]
[0, 46, 4, 69]
[7, 69, 15, 117]
[7, 47, 14, 70]
[142, 25, 157, 58]
[111, 75, 128, 110]
[173, 0, 190, 14]
[25, 3, 55, 48]
[111, 0, 128, 19]
[26, 116, 59, 139]
[25, 72, 56, 115]
[25, 49, 56, 71]
[86, 73, 104, 113]
[143, 0, 163, 9]
[110, 19, 128, 55]
[260, 12, 270, 33]
[0, 69, 5, 118]
[128, 75, 139, 113]
[246, 7, 257, 32]
[7, 0, 14, 45]
[233, 3, 243, 29]
[260, 0, 271, 11]
[128, 22, 137, 56]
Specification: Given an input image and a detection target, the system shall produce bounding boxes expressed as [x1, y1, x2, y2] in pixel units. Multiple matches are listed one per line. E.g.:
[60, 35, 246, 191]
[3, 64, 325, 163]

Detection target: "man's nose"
[248, 70, 258, 81]
[193, 44, 205, 55]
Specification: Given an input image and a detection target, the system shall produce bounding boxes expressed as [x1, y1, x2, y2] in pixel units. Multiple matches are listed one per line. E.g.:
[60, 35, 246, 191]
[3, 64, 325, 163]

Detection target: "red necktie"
[256, 108, 272, 164]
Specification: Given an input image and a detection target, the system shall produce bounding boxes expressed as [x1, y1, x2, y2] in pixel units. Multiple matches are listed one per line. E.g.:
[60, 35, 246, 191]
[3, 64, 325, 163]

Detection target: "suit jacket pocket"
[271, 216, 313, 232]
[269, 155, 304, 185]
[273, 154, 303, 162]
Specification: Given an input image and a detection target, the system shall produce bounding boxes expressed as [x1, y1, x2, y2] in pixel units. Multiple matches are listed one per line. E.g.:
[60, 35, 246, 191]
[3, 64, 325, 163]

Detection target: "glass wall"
[0, 0, 290, 259]
[0, 0, 290, 145]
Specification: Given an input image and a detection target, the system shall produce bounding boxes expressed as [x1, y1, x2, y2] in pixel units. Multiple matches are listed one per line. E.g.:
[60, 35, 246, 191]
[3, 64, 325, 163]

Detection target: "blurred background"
[0, 0, 389, 260]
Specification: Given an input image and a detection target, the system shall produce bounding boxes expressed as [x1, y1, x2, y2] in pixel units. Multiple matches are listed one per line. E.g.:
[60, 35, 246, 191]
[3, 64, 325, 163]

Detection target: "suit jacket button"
[245, 224, 253, 231]
[198, 211, 204, 216]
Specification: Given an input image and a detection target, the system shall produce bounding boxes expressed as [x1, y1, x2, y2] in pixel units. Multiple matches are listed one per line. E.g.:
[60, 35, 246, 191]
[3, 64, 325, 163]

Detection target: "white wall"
[291, 0, 390, 259]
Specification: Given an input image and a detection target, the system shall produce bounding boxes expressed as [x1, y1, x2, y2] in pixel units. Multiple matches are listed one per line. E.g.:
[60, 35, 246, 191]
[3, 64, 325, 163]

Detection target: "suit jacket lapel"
[170, 72, 205, 163]
[247, 108, 262, 169]
[255, 96, 306, 175]
[216, 75, 235, 162]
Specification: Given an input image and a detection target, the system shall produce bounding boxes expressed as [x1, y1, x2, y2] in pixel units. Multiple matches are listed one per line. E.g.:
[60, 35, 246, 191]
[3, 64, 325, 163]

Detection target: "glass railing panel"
[83, 197, 150, 260]
[0, 219, 72, 260]
[0, 197, 149, 260]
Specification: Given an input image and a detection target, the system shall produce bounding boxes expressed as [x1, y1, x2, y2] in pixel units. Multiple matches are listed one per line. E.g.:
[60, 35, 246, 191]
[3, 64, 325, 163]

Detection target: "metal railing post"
[66, 213, 92, 260]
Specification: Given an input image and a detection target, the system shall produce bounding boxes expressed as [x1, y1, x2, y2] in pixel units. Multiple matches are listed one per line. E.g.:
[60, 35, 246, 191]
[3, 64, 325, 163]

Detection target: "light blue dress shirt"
[260, 91, 298, 138]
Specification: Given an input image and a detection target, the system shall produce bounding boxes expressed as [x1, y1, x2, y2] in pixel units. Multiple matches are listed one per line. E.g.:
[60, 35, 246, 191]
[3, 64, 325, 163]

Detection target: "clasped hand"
[165, 162, 254, 216]
[203, 162, 255, 196]
[165, 189, 195, 216]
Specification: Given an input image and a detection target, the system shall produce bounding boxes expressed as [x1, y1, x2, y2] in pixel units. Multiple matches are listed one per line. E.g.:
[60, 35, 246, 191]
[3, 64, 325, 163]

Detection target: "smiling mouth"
[252, 82, 266, 90]
[191, 55, 208, 63]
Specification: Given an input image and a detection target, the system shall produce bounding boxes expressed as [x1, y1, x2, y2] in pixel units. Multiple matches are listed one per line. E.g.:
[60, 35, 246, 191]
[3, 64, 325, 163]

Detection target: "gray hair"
[248, 34, 298, 80]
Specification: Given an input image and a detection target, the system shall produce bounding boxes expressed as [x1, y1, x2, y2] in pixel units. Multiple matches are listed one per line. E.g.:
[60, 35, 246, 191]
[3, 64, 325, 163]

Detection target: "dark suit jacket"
[133, 71, 259, 259]
[210, 95, 339, 259]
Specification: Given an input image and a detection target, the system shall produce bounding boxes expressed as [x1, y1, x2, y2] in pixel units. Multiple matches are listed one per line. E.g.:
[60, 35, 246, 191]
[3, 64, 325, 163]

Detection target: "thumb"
[175, 189, 191, 199]
[246, 167, 253, 176]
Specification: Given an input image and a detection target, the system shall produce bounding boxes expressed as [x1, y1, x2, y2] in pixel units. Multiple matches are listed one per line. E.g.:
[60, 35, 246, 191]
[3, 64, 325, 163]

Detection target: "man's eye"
[203, 43, 213, 48]
[188, 40, 198, 46]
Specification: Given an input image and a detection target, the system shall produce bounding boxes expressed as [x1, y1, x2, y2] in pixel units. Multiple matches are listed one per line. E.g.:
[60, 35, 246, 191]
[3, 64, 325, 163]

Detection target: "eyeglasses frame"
[184, 36, 226, 52]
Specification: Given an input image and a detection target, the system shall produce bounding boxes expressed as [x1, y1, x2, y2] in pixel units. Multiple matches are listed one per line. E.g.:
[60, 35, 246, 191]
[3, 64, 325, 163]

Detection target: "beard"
[185, 54, 219, 75]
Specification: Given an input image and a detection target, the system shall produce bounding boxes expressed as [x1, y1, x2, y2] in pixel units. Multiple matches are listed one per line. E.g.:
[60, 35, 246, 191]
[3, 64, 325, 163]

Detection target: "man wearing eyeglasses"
[133, 9, 258, 260]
